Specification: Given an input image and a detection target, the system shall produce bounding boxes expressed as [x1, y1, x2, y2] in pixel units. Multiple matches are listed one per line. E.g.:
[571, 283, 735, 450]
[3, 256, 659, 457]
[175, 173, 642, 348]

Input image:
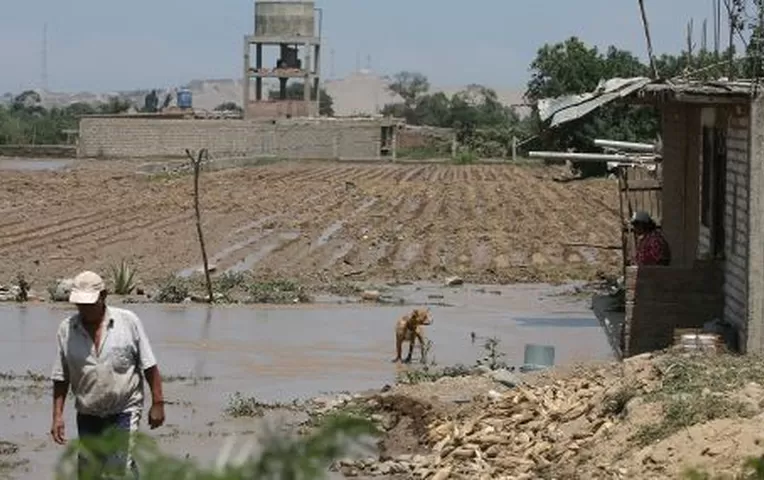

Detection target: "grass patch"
[684, 455, 764, 479]
[602, 385, 638, 418]
[244, 279, 312, 304]
[162, 374, 212, 384]
[633, 394, 750, 447]
[631, 353, 764, 446]
[452, 149, 477, 164]
[223, 392, 296, 418]
[0, 371, 48, 382]
[153, 276, 190, 303]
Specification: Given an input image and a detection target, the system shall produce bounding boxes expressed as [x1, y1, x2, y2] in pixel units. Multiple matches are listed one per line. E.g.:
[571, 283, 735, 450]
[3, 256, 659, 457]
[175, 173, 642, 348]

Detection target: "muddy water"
[0, 282, 611, 479]
[0, 158, 73, 171]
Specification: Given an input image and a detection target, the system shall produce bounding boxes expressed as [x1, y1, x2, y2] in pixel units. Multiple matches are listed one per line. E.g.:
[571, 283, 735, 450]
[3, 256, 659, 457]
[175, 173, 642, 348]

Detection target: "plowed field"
[0, 160, 622, 289]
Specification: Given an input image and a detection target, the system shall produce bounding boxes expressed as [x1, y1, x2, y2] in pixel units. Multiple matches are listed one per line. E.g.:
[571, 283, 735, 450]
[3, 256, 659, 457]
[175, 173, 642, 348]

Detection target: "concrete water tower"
[243, 1, 322, 119]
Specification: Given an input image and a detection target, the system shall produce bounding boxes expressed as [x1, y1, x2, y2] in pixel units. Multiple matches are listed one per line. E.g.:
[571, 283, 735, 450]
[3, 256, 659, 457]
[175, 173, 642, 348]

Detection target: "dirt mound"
[343, 352, 764, 479]
[0, 160, 620, 293]
[370, 395, 434, 458]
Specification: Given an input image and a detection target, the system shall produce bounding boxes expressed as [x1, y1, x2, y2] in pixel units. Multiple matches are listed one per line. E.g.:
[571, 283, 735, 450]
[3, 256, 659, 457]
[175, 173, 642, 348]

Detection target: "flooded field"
[0, 282, 612, 479]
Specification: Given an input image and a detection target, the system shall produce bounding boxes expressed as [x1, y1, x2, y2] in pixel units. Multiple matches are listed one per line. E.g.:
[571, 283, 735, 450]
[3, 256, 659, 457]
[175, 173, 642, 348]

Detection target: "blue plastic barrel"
[177, 89, 193, 109]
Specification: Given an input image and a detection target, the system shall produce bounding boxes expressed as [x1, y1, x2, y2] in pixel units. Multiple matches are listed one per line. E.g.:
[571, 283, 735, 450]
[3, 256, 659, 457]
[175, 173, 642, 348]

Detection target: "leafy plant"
[109, 260, 137, 295]
[224, 392, 294, 418]
[453, 149, 477, 164]
[245, 279, 312, 304]
[475, 336, 509, 370]
[55, 413, 377, 480]
[14, 273, 29, 302]
[153, 276, 189, 304]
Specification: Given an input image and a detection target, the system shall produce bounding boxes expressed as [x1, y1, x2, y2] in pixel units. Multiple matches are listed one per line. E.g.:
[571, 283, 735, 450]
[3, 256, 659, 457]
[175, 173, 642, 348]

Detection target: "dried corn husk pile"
[341, 357, 660, 479]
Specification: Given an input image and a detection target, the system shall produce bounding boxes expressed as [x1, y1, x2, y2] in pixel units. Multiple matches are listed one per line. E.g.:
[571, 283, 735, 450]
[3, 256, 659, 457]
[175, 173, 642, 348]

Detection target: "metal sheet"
[537, 77, 651, 128]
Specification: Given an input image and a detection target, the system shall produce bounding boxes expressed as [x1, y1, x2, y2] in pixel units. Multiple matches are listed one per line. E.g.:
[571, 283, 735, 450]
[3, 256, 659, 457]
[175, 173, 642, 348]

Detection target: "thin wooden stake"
[638, 0, 660, 78]
[186, 148, 214, 303]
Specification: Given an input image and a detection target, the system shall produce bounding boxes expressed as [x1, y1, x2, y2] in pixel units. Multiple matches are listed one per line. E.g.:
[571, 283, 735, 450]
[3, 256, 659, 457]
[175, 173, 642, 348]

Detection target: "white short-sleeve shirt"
[51, 306, 158, 417]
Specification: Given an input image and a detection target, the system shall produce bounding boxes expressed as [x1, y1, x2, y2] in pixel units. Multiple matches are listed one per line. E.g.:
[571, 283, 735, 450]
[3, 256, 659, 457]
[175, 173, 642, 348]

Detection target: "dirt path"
[0, 160, 621, 291]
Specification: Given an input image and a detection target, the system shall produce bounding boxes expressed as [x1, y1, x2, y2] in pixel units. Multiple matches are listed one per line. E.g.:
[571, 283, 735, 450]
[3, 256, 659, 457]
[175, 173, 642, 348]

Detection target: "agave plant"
[110, 260, 137, 295]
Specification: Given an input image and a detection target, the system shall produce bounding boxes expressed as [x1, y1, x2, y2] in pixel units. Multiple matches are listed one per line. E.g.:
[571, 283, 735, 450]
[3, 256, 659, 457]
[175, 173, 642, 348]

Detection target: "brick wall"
[623, 263, 724, 356]
[78, 117, 385, 159]
[724, 109, 750, 332]
[246, 100, 318, 119]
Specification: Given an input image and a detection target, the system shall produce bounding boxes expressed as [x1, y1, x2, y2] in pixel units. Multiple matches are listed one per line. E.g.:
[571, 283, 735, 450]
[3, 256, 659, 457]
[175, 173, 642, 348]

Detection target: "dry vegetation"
[0, 159, 621, 293]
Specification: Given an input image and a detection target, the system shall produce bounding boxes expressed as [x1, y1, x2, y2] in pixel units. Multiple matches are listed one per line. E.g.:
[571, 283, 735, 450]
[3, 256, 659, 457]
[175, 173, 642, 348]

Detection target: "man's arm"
[143, 365, 164, 406]
[130, 313, 165, 428]
[51, 327, 69, 444]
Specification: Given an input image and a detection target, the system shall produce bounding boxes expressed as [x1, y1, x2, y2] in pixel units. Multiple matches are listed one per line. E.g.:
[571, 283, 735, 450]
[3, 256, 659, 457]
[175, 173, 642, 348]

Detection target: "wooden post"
[638, 0, 660, 79]
[512, 136, 518, 162]
[185, 148, 214, 303]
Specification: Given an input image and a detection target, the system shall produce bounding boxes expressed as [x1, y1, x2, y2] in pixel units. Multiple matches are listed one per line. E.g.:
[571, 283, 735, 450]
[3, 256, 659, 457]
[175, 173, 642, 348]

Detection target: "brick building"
[617, 81, 764, 356]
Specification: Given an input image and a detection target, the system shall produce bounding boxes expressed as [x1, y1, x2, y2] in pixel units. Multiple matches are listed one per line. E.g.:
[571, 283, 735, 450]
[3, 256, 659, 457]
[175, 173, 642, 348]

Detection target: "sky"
[0, 0, 733, 94]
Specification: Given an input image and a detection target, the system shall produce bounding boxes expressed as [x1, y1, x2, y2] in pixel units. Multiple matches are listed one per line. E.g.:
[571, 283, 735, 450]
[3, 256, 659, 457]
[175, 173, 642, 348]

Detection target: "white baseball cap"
[69, 271, 106, 304]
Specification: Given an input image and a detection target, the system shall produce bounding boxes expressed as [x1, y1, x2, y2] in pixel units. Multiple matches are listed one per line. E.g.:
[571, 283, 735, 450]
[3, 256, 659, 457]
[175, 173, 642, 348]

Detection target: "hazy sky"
[0, 0, 731, 94]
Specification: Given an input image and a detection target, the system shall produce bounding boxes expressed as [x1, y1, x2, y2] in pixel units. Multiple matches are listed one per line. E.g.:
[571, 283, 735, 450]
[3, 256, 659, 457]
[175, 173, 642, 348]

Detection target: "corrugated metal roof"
[538, 77, 651, 128]
[536, 78, 756, 129]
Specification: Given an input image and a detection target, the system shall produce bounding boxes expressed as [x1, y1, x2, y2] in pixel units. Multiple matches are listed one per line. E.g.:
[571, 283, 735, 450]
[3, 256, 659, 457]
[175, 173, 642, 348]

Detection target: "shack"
[538, 78, 764, 357]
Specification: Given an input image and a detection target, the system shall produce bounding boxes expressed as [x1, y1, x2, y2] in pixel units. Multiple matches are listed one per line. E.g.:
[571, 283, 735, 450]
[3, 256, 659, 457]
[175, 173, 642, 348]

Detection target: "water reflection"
[0, 299, 611, 402]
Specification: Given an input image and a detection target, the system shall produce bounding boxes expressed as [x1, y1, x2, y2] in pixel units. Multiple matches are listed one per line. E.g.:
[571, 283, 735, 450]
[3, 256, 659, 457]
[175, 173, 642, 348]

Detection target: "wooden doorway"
[617, 164, 663, 273]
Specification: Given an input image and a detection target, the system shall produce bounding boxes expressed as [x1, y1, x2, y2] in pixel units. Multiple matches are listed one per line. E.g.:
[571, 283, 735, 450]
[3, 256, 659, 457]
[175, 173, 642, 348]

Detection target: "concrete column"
[255, 44, 263, 101]
[303, 42, 312, 107]
[243, 36, 250, 117]
[392, 126, 398, 161]
[747, 96, 764, 353]
[314, 44, 321, 114]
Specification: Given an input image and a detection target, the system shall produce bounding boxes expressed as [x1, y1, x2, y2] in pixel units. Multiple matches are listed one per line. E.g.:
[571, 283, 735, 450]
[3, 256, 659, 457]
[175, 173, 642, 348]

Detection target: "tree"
[388, 71, 430, 108]
[98, 96, 131, 114]
[143, 90, 159, 113]
[267, 82, 334, 116]
[526, 37, 604, 103]
[214, 102, 243, 113]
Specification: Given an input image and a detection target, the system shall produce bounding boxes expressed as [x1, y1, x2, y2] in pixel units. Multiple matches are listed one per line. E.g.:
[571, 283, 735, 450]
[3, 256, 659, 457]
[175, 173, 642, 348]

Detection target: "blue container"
[177, 88, 193, 109]
[519, 344, 556, 373]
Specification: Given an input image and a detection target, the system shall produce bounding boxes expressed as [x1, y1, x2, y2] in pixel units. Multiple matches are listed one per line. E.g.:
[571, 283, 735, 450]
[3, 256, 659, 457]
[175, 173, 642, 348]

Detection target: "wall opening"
[701, 125, 727, 257]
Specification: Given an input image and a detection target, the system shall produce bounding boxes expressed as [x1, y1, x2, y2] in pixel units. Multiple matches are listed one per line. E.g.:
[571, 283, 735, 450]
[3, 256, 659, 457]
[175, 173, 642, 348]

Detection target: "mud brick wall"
[623, 264, 724, 357]
[78, 117, 383, 159]
[723, 109, 750, 334]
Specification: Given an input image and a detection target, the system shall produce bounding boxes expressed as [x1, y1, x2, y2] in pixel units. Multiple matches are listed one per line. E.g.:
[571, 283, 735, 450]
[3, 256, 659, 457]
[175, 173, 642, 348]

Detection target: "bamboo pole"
[638, 0, 660, 78]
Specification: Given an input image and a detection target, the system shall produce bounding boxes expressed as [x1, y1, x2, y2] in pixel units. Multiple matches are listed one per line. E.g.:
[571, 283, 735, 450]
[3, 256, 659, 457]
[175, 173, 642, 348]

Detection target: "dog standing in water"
[392, 308, 433, 363]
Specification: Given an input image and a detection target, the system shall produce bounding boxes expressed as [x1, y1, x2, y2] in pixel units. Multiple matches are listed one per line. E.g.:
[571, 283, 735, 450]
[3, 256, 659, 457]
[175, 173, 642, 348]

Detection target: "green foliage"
[55, 413, 377, 480]
[245, 279, 312, 304]
[153, 276, 190, 304]
[383, 74, 524, 159]
[452, 149, 477, 165]
[214, 102, 243, 113]
[0, 93, 131, 145]
[109, 260, 137, 295]
[14, 273, 29, 303]
[224, 392, 293, 418]
[268, 83, 334, 116]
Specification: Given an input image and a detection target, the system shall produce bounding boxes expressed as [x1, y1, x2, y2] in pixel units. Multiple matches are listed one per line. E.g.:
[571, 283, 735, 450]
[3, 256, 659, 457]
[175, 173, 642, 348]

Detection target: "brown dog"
[392, 308, 433, 363]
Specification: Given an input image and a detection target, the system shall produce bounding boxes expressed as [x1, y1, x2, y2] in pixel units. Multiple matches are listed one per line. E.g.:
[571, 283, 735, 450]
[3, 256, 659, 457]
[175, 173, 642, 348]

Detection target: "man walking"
[50, 270, 166, 478]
